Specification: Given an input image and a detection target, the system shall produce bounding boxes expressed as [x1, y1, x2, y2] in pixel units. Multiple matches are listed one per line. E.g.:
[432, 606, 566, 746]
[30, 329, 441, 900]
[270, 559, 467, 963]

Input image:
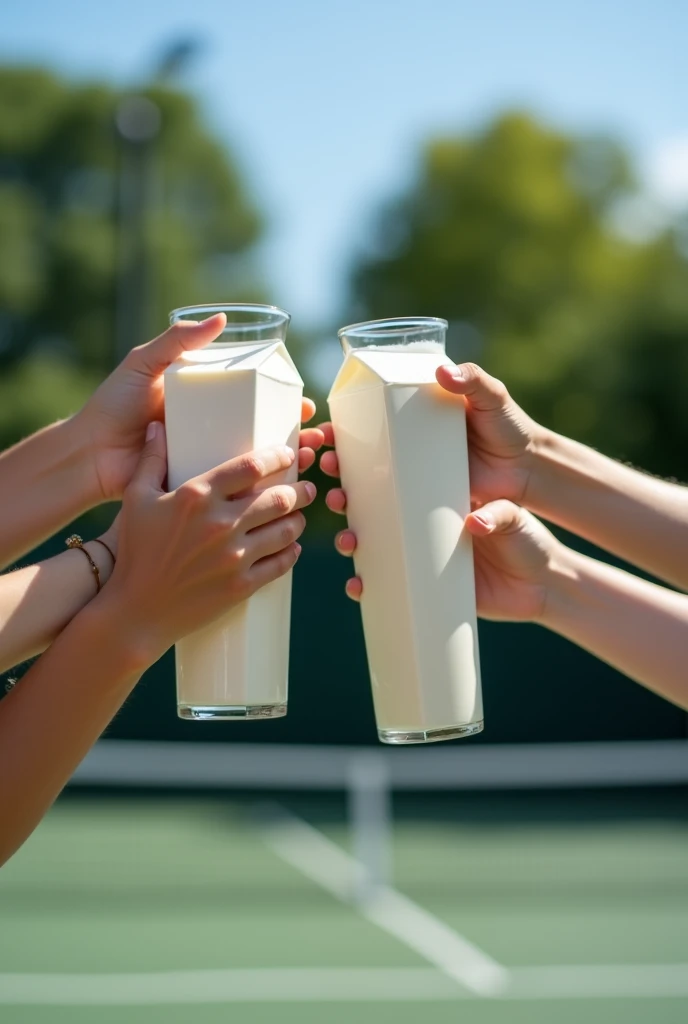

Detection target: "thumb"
[127, 313, 227, 376]
[132, 422, 168, 492]
[436, 362, 509, 413]
[465, 499, 525, 537]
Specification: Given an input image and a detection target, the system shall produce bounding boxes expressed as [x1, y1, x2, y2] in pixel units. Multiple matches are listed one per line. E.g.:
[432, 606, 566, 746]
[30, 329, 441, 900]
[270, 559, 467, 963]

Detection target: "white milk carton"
[328, 318, 483, 743]
[164, 305, 303, 720]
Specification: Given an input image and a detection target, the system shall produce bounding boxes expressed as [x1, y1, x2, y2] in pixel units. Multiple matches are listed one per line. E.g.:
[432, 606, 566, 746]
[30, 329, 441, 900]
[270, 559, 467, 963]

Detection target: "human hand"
[103, 424, 316, 664]
[77, 313, 323, 502]
[332, 501, 565, 623]
[319, 362, 542, 516]
[433, 363, 542, 506]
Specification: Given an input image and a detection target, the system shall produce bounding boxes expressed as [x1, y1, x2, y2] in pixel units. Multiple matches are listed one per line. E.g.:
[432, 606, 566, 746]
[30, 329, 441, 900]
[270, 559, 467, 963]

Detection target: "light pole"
[113, 39, 202, 365]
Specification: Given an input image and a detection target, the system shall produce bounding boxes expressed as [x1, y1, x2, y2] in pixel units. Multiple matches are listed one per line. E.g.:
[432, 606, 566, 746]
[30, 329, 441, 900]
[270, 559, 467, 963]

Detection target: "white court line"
[508, 964, 688, 999]
[3, 965, 688, 1005]
[261, 808, 509, 996]
[0, 968, 461, 1006]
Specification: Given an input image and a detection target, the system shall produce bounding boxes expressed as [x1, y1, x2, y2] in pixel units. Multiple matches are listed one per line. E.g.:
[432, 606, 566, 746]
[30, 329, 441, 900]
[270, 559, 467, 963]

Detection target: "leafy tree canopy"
[0, 66, 264, 446]
[349, 112, 688, 479]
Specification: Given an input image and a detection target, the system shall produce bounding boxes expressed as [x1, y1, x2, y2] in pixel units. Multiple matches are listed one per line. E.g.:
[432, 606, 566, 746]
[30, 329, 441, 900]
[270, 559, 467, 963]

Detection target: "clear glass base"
[378, 720, 484, 745]
[177, 703, 287, 721]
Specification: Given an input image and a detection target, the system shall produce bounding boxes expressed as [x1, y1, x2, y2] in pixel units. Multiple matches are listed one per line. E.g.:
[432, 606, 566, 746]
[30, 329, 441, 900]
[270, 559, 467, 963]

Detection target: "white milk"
[328, 344, 483, 743]
[164, 341, 303, 720]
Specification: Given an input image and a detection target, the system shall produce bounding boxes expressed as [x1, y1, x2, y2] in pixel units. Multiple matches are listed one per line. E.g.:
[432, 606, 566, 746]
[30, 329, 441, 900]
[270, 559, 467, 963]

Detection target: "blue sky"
[2, 0, 686, 332]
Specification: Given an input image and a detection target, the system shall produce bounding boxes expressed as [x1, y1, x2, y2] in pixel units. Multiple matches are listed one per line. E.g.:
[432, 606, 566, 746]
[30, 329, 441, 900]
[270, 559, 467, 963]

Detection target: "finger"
[247, 511, 306, 562]
[318, 422, 335, 447]
[206, 446, 296, 496]
[345, 577, 362, 602]
[465, 500, 524, 537]
[298, 448, 316, 473]
[128, 314, 227, 376]
[335, 529, 357, 556]
[325, 487, 347, 514]
[130, 422, 167, 493]
[320, 450, 340, 478]
[299, 427, 325, 451]
[301, 397, 316, 423]
[239, 480, 316, 530]
[246, 542, 302, 594]
[435, 362, 509, 413]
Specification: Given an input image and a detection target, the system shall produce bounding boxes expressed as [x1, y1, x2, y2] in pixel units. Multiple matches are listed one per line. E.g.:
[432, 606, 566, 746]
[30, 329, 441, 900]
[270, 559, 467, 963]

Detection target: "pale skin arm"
[0, 312, 324, 569]
[435, 363, 688, 592]
[0, 429, 317, 866]
[0, 315, 227, 569]
[319, 362, 688, 591]
[542, 544, 688, 710]
[0, 524, 118, 675]
[524, 428, 688, 593]
[332, 501, 688, 711]
[472, 503, 688, 710]
[0, 419, 101, 571]
[0, 382, 320, 675]
[0, 313, 321, 676]
[0, 594, 147, 867]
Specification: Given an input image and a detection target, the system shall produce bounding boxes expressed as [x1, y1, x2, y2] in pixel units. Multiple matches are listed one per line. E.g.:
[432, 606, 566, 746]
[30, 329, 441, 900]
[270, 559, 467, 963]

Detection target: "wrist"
[540, 545, 587, 631]
[82, 537, 116, 587]
[83, 585, 168, 676]
[522, 423, 561, 511]
[58, 412, 103, 511]
[97, 524, 119, 561]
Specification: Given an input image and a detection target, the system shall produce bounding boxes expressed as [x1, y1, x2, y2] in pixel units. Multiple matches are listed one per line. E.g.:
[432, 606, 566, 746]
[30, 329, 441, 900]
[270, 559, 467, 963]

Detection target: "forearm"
[0, 530, 117, 674]
[0, 417, 100, 569]
[0, 589, 147, 866]
[527, 429, 688, 590]
[542, 549, 688, 709]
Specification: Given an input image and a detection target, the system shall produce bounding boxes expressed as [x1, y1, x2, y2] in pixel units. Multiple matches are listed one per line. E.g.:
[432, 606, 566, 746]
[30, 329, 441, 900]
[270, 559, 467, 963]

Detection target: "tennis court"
[2, 743, 688, 1023]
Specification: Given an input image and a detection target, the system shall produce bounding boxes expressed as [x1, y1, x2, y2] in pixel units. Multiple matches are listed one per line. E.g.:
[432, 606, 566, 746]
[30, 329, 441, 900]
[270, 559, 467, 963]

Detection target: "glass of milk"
[165, 303, 303, 721]
[328, 317, 483, 743]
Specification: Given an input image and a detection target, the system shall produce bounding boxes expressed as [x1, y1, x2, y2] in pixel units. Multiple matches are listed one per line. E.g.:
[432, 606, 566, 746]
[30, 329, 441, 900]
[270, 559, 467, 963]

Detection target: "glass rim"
[338, 316, 448, 339]
[169, 303, 291, 326]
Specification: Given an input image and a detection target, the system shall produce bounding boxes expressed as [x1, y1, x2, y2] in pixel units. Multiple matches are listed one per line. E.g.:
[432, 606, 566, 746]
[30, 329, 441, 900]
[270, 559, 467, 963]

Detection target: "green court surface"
[1, 791, 688, 1023]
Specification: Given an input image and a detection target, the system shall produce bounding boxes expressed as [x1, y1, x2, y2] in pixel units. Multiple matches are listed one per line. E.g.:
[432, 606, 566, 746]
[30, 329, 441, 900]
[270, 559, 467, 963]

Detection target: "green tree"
[0, 66, 265, 447]
[348, 112, 688, 480]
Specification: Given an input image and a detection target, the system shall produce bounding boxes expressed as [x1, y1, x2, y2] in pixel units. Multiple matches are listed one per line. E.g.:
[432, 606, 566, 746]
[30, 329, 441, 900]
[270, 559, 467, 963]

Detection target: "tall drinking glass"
[328, 317, 483, 743]
[165, 303, 303, 720]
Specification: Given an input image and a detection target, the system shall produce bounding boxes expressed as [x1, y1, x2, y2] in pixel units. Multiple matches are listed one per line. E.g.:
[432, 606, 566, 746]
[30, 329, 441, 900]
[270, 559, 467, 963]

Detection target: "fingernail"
[281, 445, 295, 461]
[473, 512, 494, 530]
[338, 536, 354, 555]
[305, 481, 317, 500]
[294, 542, 302, 555]
[146, 422, 158, 442]
[449, 364, 465, 379]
